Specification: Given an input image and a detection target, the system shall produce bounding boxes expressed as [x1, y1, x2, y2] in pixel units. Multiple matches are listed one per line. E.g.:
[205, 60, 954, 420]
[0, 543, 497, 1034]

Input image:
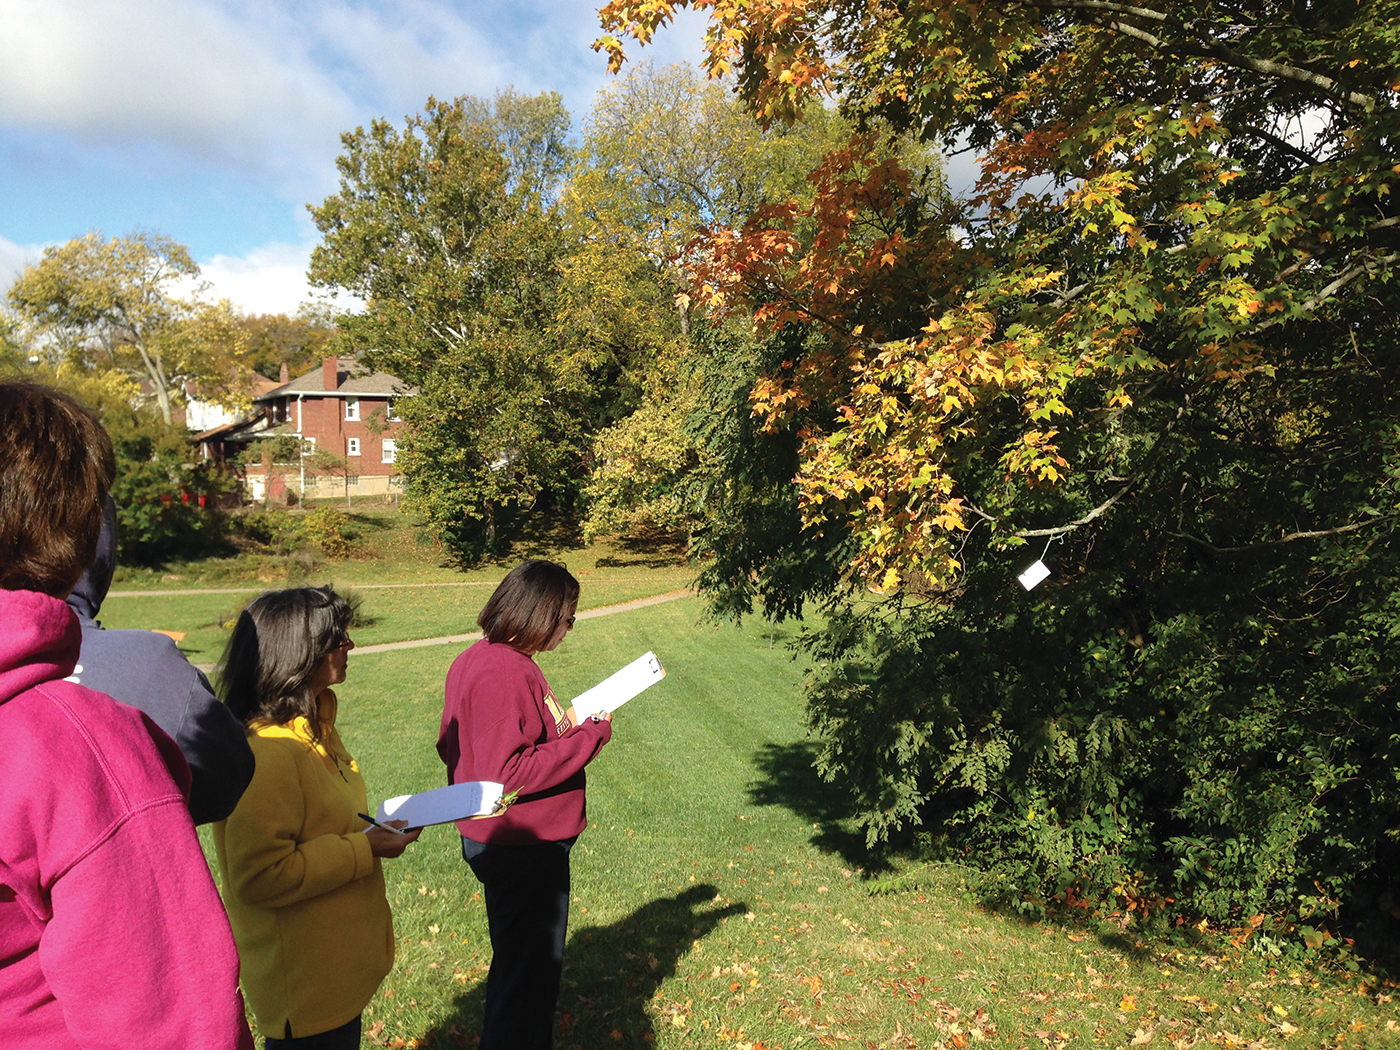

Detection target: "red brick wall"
[298, 396, 405, 476]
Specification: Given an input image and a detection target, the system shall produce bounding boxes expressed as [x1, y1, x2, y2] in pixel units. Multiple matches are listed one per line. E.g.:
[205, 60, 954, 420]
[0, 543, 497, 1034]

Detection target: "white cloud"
[197, 241, 320, 315]
[0, 234, 52, 298]
[0, 1, 711, 184]
[0, 1, 352, 179]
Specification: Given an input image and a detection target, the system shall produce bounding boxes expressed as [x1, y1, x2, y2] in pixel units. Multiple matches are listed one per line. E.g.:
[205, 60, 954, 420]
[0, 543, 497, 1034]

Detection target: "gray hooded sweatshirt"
[65, 501, 254, 824]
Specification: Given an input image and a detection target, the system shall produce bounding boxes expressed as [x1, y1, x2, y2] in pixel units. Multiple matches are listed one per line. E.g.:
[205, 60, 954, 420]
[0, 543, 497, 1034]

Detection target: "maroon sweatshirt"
[438, 638, 611, 844]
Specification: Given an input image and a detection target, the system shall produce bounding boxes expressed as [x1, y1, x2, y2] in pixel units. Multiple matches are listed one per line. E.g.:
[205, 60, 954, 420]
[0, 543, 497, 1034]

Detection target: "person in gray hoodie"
[66, 498, 255, 824]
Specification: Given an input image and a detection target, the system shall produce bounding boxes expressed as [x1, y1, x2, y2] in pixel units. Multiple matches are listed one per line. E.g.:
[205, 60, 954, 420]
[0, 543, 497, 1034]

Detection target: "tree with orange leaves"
[596, 0, 1400, 935]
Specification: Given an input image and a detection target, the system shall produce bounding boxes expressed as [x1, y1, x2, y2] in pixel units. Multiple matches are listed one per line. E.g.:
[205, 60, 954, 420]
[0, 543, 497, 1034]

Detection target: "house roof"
[254, 356, 417, 401]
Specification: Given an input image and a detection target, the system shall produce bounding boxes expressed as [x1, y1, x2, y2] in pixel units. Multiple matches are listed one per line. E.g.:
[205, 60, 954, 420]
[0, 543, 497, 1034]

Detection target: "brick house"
[236, 356, 416, 502]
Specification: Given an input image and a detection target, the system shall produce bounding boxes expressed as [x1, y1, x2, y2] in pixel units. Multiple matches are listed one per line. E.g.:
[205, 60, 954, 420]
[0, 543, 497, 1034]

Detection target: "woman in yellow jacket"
[215, 587, 420, 1049]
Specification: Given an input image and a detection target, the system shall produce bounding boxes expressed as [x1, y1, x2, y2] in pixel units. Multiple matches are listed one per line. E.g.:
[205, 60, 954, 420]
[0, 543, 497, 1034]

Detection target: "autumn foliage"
[597, 0, 1400, 935]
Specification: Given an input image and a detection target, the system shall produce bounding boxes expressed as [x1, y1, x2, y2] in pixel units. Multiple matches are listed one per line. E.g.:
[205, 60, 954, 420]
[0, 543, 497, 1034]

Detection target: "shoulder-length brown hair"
[0, 382, 115, 597]
[478, 560, 579, 653]
[218, 586, 352, 742]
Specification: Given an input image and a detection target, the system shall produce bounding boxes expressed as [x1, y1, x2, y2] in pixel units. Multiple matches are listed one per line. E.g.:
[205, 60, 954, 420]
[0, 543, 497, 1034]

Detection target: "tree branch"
[1255, 251, 1400, 332]
[1170, 512, 1400, 555]
[1023, 0, 1378, 110]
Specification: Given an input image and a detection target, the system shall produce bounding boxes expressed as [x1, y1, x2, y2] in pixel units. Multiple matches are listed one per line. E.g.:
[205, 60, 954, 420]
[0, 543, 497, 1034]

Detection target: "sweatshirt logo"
[543, 689, 569, 737]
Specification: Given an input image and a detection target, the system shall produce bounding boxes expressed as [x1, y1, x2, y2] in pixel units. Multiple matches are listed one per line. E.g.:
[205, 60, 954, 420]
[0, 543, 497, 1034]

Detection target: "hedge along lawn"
[257, 596, 1400, 1050]
[98, 576, 693, 663]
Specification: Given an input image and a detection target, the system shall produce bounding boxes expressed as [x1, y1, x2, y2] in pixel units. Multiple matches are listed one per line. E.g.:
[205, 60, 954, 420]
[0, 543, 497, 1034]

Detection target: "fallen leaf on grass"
[1131, 1028, 1154, 1045]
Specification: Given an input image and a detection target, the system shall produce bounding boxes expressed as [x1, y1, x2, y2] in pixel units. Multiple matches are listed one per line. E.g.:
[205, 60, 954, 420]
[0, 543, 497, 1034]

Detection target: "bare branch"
[1013, 476, 1139, 538]
[1255, 251, 1400, 332]
[1170, 512, 1400, 555]
[1010, 401, 1187, 539]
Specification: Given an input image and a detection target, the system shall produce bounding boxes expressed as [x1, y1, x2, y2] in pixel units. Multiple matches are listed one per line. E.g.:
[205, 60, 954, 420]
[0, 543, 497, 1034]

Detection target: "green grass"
[110, 505, 690, 591]
[99, 576, 693, 662]
[203, 596, 1398, 1050]
[98, 506, 692, 661]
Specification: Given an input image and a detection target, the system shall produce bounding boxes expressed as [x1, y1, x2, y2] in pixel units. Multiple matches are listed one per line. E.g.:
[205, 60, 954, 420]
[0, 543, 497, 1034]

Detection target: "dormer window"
[344, 397, 360, 421]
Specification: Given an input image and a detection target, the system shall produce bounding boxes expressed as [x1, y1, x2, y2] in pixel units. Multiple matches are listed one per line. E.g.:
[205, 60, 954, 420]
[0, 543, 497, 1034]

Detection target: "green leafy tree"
[598, 0, 1400, 929]
[238, 308, 336, 381]
[8, 232, 250, 425]
[309, 92, 596, 558]
[571, 63, 893, 543]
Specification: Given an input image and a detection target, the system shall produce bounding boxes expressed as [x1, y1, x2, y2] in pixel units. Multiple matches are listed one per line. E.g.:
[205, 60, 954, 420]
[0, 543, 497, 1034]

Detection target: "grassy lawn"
[110, 505, 690, 591]
[100, 507, 692, 661]
[200, 595, 1397, 1050]
[100, 576, 692, 663]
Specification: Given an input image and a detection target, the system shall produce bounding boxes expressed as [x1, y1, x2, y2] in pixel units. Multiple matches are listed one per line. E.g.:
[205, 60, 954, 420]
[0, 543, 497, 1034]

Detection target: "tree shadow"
[594, 529, 691, 570]
[745, 741, 892, 874]
[429, 885, 746, 1049]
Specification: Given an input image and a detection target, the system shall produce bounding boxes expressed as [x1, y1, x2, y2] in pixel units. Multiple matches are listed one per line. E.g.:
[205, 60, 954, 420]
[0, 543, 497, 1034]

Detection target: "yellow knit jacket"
[214, 694, 394, 1039]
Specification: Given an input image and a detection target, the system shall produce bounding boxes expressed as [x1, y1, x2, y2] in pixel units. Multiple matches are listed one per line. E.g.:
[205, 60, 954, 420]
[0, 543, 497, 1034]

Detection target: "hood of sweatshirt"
[0, 589, 81, 706]
[65, 496, 118, 626]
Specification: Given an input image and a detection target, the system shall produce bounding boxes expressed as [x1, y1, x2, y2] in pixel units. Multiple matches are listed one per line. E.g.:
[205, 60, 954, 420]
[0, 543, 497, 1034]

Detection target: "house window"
[382, 438, 397, 464]
[273, 399, 288, 423]
[387, 399, 401, 421]
[346, 476, 360, 490]
[344, 397, 360, 421]
[347, 438, 361, 457]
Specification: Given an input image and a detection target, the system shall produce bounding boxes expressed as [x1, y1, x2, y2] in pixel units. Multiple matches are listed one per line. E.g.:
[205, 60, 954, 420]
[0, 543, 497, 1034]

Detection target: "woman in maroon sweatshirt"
[437, 560, 612, 1050]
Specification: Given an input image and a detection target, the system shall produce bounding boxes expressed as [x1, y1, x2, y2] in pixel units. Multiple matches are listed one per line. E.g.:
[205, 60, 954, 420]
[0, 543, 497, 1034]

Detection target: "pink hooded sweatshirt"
[0, 589, 253, 1050]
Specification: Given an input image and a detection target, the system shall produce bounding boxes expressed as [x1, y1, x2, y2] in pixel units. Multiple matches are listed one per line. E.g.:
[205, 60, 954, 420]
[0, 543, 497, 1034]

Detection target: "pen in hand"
[359, 812, 409, 835]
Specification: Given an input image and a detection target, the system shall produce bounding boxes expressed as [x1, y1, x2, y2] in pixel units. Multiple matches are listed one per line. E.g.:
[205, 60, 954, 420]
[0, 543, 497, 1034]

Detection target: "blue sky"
[0, 0, 707, 313]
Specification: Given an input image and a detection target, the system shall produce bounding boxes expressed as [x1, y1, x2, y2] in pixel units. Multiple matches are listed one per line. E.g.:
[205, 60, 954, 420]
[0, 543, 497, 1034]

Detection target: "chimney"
[321, 356, 338, 392]
[279, 362, 289, 384]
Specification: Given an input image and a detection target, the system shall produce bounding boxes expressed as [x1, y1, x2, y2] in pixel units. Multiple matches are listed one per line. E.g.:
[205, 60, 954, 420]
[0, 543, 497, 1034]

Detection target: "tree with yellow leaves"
[8, 231, 249, 426]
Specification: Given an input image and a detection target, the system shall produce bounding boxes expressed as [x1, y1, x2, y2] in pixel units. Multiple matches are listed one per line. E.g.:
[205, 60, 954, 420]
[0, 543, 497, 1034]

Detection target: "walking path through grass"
[348, 590, 692, 656]
[105, 578, 694, 662]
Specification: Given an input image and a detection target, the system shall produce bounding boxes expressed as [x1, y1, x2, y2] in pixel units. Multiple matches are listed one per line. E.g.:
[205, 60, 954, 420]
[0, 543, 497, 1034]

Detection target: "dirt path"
[191, 589, 693, 671]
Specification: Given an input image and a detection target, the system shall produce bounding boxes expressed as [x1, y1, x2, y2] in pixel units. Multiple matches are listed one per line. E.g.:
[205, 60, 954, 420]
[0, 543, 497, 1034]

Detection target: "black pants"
[461, 836, 575, 1050]
[264, 1015, 361, 1050]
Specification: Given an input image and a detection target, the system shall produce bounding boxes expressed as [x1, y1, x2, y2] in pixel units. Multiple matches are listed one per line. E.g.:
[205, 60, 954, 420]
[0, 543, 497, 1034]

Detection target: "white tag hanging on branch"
[1018, 560, 1051, 590]
[1017, 536, 1058, 591]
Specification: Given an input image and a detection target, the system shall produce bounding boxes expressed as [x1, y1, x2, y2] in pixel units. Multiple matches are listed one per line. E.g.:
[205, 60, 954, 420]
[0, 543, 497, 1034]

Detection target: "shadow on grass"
[745, 741, 892, 874]
[429, 885, 745, 1049]
[595, 530, 690, 570]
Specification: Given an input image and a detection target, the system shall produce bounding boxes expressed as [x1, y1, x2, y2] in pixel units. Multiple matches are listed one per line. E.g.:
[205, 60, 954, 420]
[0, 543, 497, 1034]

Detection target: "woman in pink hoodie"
[0, 382, 253, 1050]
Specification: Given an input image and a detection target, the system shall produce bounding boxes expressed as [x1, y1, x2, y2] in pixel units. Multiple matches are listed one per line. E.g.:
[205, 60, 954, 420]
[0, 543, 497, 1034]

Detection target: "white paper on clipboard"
[569, 651, 665, 720]
[376, 780, 505, 828]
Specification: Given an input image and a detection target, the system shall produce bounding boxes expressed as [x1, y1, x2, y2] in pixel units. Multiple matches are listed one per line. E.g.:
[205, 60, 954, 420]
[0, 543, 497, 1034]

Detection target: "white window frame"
[347, 437, 361, 457]
[381, 438, 397, 464]
[344, 397, 360, 421]
[386, 399, 401, 421]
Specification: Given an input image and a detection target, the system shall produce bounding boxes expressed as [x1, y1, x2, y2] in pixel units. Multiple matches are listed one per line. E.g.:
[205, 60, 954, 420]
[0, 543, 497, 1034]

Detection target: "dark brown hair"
[0, 382, 116, 596]
[218, 587, 353, 742]
[478, 560, 579, 653]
